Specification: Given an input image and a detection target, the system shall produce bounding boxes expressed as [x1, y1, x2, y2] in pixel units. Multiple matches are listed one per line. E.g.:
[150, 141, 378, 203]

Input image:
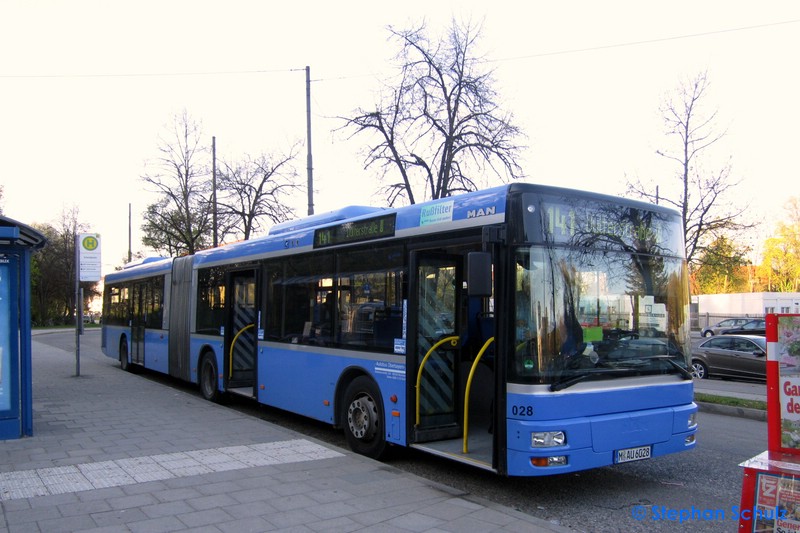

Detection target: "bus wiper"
[549, 369, 628, 391]
[641, 355, 693, 380]
[550, 372, 593, 392]
[550, 366, 658, 392]
[550, 372, 594, 392]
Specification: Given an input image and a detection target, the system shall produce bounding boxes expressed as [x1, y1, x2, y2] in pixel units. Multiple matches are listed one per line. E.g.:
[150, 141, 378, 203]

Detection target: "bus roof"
[268, 206, 385, 236]
[104, 256, 174, 284]
[190, 185, 510, 268]
[106, 183, 680, 279]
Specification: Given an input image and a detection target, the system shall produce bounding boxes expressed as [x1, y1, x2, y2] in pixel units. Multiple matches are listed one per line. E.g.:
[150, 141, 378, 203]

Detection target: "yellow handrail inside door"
[415, 336, 459, 426]
[229, 323, 255, 378]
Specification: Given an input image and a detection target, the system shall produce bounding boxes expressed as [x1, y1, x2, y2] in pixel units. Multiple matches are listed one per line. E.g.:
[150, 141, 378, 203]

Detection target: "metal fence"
[692, 313, 760, 332]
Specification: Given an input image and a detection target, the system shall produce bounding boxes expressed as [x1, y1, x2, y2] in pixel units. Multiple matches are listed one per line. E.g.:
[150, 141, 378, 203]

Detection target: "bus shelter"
[0, 215, 47, 439]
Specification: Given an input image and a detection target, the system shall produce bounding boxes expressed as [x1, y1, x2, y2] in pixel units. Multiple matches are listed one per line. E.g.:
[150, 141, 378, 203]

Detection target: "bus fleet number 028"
[512, 405, 534, 417]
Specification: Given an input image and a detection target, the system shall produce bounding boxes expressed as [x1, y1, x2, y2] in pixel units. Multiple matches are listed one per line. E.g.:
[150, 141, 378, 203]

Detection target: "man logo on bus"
[82, 235, 99, 251]
[467, 206, 496, 218]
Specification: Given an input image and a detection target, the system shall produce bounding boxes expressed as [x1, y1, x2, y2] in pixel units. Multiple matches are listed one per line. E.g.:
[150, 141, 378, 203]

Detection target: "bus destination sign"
[534, 195, 683, 256]
[314, 213, 396, 249]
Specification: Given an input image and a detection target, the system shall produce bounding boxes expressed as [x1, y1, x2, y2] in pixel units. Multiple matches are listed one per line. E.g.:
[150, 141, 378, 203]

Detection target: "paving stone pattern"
[0, 332, 568, 532]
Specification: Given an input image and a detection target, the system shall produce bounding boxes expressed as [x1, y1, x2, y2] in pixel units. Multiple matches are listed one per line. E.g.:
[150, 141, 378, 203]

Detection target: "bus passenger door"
[225, 270, 258, 394]
[130, 282, 146, 366]
[411, 253, 463, 442]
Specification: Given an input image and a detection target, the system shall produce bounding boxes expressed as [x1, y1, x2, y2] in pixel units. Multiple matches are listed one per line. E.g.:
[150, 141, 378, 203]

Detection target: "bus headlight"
[531, 431, 566, 447]
[688, 412, 697, 428]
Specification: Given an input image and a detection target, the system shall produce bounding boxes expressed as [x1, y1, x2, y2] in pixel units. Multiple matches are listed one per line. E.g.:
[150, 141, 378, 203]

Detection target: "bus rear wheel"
[119, 337, 130, 372]
[199, 354, 221, 402]
[342, 376, 387, 459]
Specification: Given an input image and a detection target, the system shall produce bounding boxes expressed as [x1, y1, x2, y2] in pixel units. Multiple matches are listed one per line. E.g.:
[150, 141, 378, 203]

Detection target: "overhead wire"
[485, 18, 800, 63]
[2, 17, 797, 81]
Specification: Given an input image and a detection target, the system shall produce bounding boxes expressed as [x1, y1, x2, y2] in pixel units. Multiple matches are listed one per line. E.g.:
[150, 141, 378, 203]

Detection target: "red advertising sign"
[768, 315, 800, 455]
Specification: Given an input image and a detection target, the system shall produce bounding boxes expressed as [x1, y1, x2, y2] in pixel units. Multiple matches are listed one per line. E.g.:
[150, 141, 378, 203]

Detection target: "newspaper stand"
[0, 216, 46, 440]
[739, 314, 800, 531]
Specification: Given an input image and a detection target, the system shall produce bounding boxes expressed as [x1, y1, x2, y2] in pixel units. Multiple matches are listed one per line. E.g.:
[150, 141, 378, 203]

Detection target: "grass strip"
[695, 392, 766, 411]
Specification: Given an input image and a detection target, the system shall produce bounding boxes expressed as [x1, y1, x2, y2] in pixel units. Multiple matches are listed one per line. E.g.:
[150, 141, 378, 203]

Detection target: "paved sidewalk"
[0, 332, 569, 533]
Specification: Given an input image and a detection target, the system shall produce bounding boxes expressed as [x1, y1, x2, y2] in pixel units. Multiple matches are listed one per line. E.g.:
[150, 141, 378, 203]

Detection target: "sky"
[1, 0, 798, 275]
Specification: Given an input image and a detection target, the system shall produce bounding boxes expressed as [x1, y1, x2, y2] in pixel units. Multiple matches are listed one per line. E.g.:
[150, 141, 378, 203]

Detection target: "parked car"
[691, 334, 767, 380]
[721, 318, 766, 336]
[701, 318, 751, 337]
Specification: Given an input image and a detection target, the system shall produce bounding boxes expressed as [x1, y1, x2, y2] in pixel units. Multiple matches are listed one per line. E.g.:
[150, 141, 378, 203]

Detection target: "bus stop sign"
[79, 233, 101, 282]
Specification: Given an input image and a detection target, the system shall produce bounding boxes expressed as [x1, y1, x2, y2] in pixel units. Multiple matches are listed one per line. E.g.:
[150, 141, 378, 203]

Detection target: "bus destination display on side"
[314, 213, 397, 249]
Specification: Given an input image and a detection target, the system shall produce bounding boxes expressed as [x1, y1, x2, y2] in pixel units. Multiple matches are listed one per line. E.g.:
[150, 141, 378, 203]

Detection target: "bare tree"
[30, 207, 98, 325]
[217, 147, 301, 240]
[141, 110, 212, 256]
[627, 71, 752, 270]
[341, 19, 524, 206]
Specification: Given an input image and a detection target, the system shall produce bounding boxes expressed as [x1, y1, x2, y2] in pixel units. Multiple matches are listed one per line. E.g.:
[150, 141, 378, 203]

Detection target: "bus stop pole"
[75, 235, 81, 377]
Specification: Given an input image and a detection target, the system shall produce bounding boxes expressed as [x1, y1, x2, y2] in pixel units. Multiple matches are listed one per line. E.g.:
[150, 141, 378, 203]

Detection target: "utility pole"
[127, 203, 132, 263]
[306, 66, 314, 215]
[212, 135, 218, 247]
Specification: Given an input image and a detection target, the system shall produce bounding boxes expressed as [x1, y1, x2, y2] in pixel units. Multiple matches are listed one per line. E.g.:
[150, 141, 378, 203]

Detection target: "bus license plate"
[616, 445, 651, 464]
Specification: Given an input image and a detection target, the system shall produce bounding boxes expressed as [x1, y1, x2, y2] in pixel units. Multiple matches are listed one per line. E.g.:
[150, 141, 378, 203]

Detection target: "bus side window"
[196, 267, 225, 335]
[277, 253, 334, 344]
[337, 246, 404, 353]
[284, 284, 311, 343]
[263, 267, 282, 341]
[146, 277, 164, 329]
[310, 290, 335, 344]
[373, 305, 403, 349]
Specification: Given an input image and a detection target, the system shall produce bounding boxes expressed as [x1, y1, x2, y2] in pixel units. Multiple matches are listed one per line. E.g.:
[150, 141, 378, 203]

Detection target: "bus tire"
[342, 376, 387, 459]
[199, 353, 221, 402]
[119, 337, 130, 372]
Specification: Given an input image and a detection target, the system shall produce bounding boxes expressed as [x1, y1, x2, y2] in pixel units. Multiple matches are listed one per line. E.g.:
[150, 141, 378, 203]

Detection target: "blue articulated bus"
[102, 183, 697, 476]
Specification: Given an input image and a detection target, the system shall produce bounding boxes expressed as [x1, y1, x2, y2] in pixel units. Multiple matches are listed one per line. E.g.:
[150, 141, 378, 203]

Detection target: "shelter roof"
[0, 215, 47, 250]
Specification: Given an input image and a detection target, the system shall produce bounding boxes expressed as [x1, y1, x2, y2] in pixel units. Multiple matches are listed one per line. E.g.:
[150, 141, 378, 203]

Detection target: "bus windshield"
[511, 245, 691, 386]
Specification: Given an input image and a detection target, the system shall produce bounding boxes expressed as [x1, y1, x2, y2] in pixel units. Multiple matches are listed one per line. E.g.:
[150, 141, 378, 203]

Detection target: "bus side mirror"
[467, 252, 492, 297]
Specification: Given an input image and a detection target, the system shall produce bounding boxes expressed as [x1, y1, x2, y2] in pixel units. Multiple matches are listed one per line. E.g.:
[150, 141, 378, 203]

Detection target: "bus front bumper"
[505, 403, 698, 477]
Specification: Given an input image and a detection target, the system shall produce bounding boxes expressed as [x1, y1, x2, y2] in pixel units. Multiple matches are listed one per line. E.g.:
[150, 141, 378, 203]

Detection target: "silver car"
[700, 318, 751, 337]
[691, 334, 767, 381]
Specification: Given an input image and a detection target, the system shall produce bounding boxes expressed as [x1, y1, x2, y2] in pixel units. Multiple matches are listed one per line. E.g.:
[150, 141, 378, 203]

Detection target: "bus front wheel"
[199, 354, 221, 402]
[342, 376, 387, 459]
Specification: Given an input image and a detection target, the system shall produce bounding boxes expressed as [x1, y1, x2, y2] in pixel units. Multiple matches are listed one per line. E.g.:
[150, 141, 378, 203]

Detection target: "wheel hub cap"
[348, 396, 377, 440]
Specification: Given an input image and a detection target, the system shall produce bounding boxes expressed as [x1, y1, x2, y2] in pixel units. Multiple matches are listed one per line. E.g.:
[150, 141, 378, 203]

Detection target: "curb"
[696, 401, 766, 422]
